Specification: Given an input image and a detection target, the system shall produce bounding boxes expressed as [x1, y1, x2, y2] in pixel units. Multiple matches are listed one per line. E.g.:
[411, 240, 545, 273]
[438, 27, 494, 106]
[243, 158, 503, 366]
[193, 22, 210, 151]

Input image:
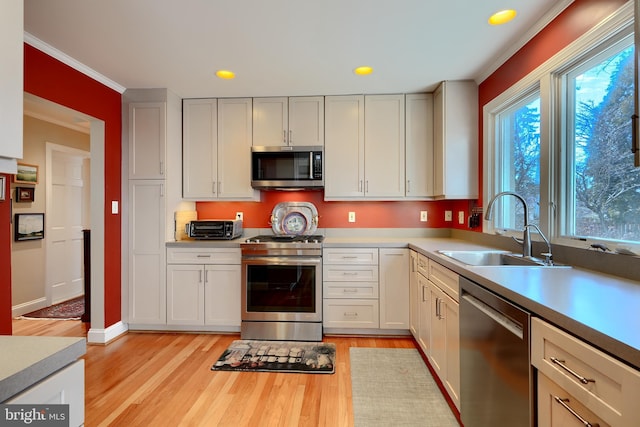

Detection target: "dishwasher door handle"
[462, 293, 524, 339]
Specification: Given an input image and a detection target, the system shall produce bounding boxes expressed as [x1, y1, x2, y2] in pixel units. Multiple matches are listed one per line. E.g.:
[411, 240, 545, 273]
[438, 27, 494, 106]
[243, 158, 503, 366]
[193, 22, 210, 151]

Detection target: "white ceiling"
[23, 0, 571, 100]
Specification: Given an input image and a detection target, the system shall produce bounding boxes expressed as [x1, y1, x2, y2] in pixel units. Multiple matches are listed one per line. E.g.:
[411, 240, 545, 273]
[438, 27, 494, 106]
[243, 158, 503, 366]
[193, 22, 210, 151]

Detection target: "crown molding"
[24, 32, 126, 94]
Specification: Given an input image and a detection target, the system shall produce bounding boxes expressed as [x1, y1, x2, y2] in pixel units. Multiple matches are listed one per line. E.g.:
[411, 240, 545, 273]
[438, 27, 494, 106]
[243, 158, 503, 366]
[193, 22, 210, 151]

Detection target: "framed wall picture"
[14, 213, 45, 241]
[16, 187, 35, 203]
[14, 163, 39, 184]
[0, 176, 5, 201]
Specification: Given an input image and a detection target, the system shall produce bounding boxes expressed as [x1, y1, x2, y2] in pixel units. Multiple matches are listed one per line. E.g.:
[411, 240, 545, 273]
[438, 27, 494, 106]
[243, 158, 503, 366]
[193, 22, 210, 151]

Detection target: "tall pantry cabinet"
[124, 89, 187, 328]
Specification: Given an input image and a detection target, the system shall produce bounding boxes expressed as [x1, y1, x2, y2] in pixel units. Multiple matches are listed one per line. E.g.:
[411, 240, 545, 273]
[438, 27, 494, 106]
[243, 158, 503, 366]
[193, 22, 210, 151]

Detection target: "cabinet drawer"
[323, 248, 378, 265]
[324, 282, 378, 299]
[428, 260, 459, 301]
[537, 373, 609, 427]
[167, 247, 240, 264]
[323, 299, 379, 328]
[417, 254, 429, 277]
[532, 318, 640, 426]
[323, 265, 379, 282]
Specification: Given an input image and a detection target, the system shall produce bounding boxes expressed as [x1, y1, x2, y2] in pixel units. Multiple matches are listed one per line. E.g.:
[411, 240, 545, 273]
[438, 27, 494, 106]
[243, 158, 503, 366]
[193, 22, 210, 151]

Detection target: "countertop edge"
[0, 337, 86, 402]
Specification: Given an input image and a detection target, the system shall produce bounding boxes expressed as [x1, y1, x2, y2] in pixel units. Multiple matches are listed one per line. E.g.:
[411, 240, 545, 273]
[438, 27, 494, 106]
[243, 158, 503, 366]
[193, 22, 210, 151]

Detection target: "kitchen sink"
[437, 250, 570, 268]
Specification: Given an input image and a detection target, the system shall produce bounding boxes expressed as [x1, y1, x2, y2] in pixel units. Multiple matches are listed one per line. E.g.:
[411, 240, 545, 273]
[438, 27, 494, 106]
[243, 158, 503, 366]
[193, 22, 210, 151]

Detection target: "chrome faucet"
[485, 191, 532, 257]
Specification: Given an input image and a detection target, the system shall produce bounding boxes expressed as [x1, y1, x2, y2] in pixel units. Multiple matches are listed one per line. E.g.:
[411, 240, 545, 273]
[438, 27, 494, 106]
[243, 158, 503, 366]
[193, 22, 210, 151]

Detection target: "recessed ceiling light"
[354, 66, 373, 76]
[215, 70, 235, 79]
[488, 9, 517, 25]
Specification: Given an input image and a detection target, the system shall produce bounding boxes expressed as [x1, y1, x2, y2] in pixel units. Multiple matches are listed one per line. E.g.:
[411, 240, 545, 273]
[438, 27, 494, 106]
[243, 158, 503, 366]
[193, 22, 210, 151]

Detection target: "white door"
[47, 145, 90, 304]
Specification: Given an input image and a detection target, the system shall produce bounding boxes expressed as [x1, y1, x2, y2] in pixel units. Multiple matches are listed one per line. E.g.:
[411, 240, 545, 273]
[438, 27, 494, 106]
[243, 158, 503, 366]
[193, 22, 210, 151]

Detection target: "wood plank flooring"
[12, 319, 421, 426]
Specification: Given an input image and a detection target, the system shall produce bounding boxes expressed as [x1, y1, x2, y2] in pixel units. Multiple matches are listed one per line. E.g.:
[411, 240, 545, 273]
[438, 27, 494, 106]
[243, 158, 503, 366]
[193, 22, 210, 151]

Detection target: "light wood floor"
[12, 319, 420, 426]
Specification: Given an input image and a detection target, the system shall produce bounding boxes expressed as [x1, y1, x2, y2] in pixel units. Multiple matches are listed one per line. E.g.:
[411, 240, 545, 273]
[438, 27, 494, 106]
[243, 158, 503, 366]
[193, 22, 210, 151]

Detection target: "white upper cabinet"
[433, 80, 478, 199]
[183, 98, 256, 200]
[253, 96, 324, 146]
[129, 102, 167, 180]
[325, 94, 405, 199]
[364, 94, 405, 198]
[217, 98, 255, 199]
[405, 93, 434, 198]
[324, 95, 365, 198]
[183, 99, 217, 198]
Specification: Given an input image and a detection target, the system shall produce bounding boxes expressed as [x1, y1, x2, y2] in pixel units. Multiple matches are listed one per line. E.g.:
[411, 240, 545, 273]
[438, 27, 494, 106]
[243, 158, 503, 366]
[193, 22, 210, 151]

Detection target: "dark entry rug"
[211, 340, 336, 374]
[19, 296, 84, 320]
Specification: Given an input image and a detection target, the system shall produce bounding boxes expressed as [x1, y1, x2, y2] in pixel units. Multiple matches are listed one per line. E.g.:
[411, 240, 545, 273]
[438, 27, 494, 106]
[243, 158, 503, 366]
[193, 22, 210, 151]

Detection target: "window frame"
[483, 3, 635, 251]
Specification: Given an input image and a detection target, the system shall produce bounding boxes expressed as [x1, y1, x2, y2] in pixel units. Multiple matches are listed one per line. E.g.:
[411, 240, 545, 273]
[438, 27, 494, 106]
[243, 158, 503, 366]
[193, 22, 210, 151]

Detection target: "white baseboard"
[87, 321, 128, 344]
[12, 298, 47, 317]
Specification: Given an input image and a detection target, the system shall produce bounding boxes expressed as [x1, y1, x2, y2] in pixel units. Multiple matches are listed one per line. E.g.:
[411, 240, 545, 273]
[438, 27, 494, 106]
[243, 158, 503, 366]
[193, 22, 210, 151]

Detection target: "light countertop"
[0, 336, 86, 402]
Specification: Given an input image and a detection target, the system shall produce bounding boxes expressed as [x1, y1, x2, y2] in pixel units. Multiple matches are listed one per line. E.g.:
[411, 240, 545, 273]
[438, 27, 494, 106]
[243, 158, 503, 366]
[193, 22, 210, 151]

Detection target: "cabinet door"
[433, 81, 478, 199]
[324, 95, 365, 198]
[409, 251, 419, 337]
[204, 264, 241, 326]
[0, 1, 23, 165]
[417, 274, 431, 355]
[288, 96, 324, 146]
[129, 180, 166, 325]
[183, 99, 217, 198]
[405, 94, 434, 198]
[364, 94, 405, 198]
[217, 98, 256, 199]
[443, 291, 460, 409]
[429, 282, 446, 376]
[129, 102, 166, 179]
[167, 264, 204, 325]
[253, 97, 288, 146]
[379, 248, 409, 329]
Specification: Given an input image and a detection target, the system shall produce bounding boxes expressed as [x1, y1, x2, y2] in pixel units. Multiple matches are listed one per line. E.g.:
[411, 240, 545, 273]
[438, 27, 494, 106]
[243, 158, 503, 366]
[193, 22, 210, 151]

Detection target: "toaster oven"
[185, 219, 243, 240]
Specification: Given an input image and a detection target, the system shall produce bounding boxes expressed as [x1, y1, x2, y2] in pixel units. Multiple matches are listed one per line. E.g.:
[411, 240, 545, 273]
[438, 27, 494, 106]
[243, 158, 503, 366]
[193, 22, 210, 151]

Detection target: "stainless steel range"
[241, 201, 324, 342]
[241, 234, 324, 341]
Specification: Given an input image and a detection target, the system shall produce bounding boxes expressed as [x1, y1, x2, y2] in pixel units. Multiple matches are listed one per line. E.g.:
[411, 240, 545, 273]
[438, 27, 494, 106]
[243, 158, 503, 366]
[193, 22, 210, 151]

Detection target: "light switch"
[445, 211, 452, 221]
[111, 200, 119, 214]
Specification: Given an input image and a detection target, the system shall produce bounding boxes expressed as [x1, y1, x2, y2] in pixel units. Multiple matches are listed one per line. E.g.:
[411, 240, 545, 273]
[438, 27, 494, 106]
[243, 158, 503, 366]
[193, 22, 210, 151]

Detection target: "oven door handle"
[242, 256, 322, 265]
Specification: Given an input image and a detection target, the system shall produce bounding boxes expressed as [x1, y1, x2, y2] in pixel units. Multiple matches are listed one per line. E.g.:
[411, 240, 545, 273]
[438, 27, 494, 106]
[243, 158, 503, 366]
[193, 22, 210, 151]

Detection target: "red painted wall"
[0, 175, 11, 334]
[197, 191, 473, 229]
[19, 44, 122, 328]
[478, 0, 627, 202]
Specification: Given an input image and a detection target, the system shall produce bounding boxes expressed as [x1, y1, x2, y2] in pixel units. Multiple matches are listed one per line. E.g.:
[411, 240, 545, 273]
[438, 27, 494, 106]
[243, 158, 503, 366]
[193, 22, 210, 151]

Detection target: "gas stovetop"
[243, 234, 324, 244]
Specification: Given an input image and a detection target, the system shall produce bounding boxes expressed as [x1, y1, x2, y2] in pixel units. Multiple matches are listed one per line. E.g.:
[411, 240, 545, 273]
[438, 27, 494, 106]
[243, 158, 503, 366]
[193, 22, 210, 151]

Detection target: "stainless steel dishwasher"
[460, 277, 533, 427]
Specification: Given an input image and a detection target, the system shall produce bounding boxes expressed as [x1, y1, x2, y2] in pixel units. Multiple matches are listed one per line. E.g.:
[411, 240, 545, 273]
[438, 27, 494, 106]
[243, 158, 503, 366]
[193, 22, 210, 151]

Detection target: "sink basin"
[437, 250, 569, 268]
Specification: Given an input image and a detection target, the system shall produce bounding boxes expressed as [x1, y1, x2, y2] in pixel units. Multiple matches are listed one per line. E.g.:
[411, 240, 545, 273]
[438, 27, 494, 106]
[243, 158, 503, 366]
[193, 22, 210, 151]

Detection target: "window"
[563, 43, 640, 242]
[484, 5, 638, 250]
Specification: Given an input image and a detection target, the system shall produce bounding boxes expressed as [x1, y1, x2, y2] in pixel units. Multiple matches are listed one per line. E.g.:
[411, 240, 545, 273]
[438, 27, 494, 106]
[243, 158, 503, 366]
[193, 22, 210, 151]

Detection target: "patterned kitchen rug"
[211, 340, 335, 374]
[17, 296, 84, 320]
[350, 347, 458, 427]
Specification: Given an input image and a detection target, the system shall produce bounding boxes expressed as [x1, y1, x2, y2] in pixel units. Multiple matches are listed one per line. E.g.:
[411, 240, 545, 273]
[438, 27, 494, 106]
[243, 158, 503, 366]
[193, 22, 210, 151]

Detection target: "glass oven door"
[241, 255, 322, 322]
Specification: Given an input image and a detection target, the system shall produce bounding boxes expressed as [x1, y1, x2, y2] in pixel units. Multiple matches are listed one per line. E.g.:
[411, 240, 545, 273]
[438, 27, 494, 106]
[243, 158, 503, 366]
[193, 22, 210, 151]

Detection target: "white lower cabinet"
[6, 360, 84, 427]
[166, 247, 241, 329]
[379, 248, 409, 329]
[412, 252, 460, 410]
[532, 317, 640, 427]
[409, 251, 419, 336]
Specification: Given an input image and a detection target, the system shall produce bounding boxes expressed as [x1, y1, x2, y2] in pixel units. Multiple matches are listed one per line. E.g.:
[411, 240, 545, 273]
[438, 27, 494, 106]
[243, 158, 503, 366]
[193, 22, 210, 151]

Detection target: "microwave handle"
[309, 152, 314, 179]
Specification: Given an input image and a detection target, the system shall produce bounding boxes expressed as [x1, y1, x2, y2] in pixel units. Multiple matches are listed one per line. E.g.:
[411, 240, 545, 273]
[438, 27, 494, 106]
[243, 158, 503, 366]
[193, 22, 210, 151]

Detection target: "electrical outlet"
[348, 212, 356, 223]
[445, 211, 452, 221]
[458, 211, 465, 224]
[236, 212, 243, 221]
[420, 211, 428, 222]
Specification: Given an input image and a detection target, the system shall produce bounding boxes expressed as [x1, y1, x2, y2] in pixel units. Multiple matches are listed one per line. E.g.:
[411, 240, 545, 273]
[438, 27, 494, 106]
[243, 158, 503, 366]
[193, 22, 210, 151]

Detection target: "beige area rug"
[350, 347, 458, 427]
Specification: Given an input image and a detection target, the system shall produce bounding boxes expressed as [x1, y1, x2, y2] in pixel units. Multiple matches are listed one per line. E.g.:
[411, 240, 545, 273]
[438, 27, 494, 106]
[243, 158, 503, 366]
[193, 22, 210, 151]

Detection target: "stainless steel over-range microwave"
[251, 146, 323, 189]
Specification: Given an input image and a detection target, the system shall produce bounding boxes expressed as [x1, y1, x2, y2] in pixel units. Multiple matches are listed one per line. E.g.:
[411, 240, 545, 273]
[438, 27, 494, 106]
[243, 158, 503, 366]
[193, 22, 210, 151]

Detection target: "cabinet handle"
[341, 255, 358, 259]
[160, 161, 164, 176]
[212, 181, 216, 194]
[439, 298, 444, 320]
[197, 254, 211, 258]
[342, 272, 359, 276]
[218, 181, 222, 195]
[359, 180, 363, 192]
[283, 130, 287, 144]
[204, 270, 208, 283]
[199, 270, 203, 283]
[289, 130, 293, 145]
[553, 396, 599, 427]
[422, 285, 427, 302]
[365, 180, 369, 193]
[160, 183, 164, 197]
[343, 289, 358, 293]
[343, 312, 358, 317]
[550, 357, 595, 385]
[407, 180, 411, 193]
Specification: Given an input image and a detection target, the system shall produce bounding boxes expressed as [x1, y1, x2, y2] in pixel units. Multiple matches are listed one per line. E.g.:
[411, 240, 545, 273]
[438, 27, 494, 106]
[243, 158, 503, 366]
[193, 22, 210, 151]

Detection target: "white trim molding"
[87, 321, 128, 344]
[24, 32, 126, 94]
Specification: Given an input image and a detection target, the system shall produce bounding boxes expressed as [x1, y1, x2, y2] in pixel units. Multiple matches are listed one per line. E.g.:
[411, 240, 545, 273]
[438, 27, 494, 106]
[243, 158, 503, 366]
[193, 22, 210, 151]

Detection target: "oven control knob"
[313, 239, 319, 244]
[303, 238, 309, 243]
